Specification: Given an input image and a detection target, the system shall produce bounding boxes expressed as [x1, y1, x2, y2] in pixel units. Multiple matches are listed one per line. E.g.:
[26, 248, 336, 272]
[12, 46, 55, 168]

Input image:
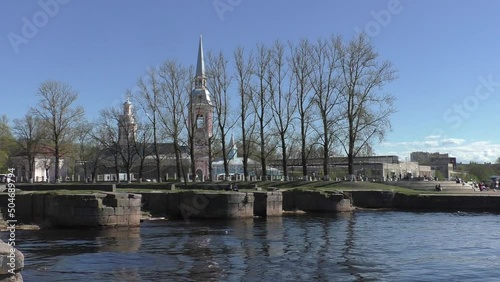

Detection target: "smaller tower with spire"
[118, 98, 137, 146]
[228, 134, 237, 161]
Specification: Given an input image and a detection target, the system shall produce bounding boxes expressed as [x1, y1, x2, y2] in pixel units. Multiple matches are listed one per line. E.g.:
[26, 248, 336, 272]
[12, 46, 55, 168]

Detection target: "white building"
[211, 134, 281, 181]
[11, 147, 68, 183]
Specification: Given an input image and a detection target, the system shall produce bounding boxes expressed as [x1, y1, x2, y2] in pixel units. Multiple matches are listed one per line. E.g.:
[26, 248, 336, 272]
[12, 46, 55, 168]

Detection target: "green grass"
[14, 181, 456, 196]
[25, 190, 109, 195]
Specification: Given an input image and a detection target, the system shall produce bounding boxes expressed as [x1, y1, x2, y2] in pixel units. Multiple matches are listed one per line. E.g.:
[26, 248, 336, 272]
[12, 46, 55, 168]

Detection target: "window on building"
[196, 114, 204, 128]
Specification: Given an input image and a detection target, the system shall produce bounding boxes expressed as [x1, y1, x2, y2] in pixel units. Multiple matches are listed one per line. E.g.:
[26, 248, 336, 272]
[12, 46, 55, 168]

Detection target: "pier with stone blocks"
[0, 193, 142, 228]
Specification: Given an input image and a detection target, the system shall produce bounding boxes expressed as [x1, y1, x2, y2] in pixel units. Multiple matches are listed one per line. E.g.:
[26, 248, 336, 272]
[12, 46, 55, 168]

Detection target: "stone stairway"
[385, 181, 475, 192]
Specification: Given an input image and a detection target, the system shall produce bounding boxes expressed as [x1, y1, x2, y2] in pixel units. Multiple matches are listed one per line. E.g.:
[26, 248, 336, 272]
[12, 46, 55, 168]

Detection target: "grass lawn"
[13, 180, 452, 196]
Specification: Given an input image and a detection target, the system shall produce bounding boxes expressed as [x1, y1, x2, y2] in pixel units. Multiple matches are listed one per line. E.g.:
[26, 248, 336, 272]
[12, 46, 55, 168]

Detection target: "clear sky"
[2, 0, 500, 163]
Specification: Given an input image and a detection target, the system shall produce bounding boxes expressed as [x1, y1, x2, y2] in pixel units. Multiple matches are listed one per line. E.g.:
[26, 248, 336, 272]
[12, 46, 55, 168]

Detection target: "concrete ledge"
[254, 192, 282, 217]
[140, 191, 254, 219]
[116, 183, 176, 190]
[174, 192, 254, 219]
[346, 190, 500, 211]
[0, 193, 141, 228]
[385, 181, 472, 191]
[282, 190, 353, 212]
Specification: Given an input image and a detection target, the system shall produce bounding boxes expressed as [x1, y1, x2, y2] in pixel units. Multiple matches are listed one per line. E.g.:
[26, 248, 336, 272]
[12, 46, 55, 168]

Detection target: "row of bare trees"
[217, 33, 396, 181]
[8, 32, 396, 183]
[126, 32, 396, 181]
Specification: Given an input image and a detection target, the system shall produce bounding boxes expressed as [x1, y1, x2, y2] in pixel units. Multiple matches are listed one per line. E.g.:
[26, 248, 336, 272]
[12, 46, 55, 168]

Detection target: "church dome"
[192, 88, 212, 106]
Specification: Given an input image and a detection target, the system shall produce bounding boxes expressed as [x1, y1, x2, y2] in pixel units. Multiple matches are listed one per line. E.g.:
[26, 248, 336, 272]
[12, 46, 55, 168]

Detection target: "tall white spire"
[192, 35, 212, 105]
[228, 134, 237, 160]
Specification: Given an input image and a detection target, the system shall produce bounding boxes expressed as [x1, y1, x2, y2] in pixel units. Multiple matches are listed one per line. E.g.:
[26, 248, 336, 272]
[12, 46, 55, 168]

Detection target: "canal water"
[4, 210, 500, 281]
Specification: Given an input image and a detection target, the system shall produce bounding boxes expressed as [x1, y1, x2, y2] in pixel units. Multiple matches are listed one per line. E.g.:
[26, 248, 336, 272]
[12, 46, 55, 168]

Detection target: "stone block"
[128, 193, 142, 200]
[97, 215, 115, 226]
[253, 192, 283, 217]
[121, 206, 131, 215]
[130, 206, 140, 215]
[290, 190, 352, 212]
[129, 198, 142, 207]
[128, 214, 141, 226]
[336, 199, 353, 212]
[114, 207, 124, 216]
[103, 198, 118, 207]
[75, 207, 98, 217]
[100, 207, 115, 217]
[0, 240, 23, 275]
[114, 215, 126, 225]
[117, 199, 129, 207]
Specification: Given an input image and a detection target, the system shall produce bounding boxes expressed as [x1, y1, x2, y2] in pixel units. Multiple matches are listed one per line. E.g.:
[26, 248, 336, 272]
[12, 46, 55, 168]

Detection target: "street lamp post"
[405, 157, 408, 179]
[399, 164, 401, 181]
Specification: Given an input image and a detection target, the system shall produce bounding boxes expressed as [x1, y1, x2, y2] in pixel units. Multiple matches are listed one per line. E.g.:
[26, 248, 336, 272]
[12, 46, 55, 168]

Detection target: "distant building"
[118, 98, 137, 146]
[272, 155, 433, 181]
[212, 134, 281, 181]
[410, 151, 456, 179]
[332, 155, 433, 181]
[11, 146, 68, 183]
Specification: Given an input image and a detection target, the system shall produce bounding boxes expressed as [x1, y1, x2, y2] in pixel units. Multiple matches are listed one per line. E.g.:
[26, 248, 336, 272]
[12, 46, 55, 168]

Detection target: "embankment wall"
[346, 190, 500, 211]
[0, 193, 141, 228]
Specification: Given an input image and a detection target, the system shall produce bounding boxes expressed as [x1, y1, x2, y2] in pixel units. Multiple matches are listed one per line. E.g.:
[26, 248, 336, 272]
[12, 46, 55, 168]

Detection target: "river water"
[4, 210, 500, 281]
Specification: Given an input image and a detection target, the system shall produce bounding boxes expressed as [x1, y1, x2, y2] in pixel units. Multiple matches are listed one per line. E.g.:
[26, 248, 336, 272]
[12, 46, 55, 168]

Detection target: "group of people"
[473, 180, 498, 192]
[225, 184, 238, 191]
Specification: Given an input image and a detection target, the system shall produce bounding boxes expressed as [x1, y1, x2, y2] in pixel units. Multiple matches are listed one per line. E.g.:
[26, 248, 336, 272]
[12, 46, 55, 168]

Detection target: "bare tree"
[309, 35, 343, 180]
[336, 33, 397, 180]
[131, 119, 153, 182]
[268, 40, 297, 181]
[81, 126, 105, 183]
[136, 68, 164, 182]
[206, 51, 235, 181]
[185, 66, 197, 183]
[94, 107, 121, 182]
[74, 121, 93, 182]
[250, 44, 274, 179]
[12, 114, 46, 183]
[158, 60, 190, 181]
[94, 101, 138, 183]
[0, 116, 15, 172]
[289, 39, 314, 180]
[33, 81, 84, 183]
[234, 46, 256, 181]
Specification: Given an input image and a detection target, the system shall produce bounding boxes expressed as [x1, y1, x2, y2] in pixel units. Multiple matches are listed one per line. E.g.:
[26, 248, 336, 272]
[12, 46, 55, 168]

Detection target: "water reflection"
[5, 211, 500, 281]
[342, 211, 364, 281]
[14, 227, 141, 257]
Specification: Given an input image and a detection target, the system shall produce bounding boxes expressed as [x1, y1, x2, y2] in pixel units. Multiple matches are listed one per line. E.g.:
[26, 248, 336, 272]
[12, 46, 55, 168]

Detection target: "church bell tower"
[118, 98, 137, 146]
[190, 35, 213, 180]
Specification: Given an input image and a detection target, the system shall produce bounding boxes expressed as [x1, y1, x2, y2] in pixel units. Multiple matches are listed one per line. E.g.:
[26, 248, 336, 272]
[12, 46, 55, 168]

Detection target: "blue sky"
[2, 0, 500, 163]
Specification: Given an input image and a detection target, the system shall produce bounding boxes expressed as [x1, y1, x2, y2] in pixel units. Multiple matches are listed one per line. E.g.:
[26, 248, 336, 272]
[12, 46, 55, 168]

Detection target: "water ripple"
[4, 211, 500, 281]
